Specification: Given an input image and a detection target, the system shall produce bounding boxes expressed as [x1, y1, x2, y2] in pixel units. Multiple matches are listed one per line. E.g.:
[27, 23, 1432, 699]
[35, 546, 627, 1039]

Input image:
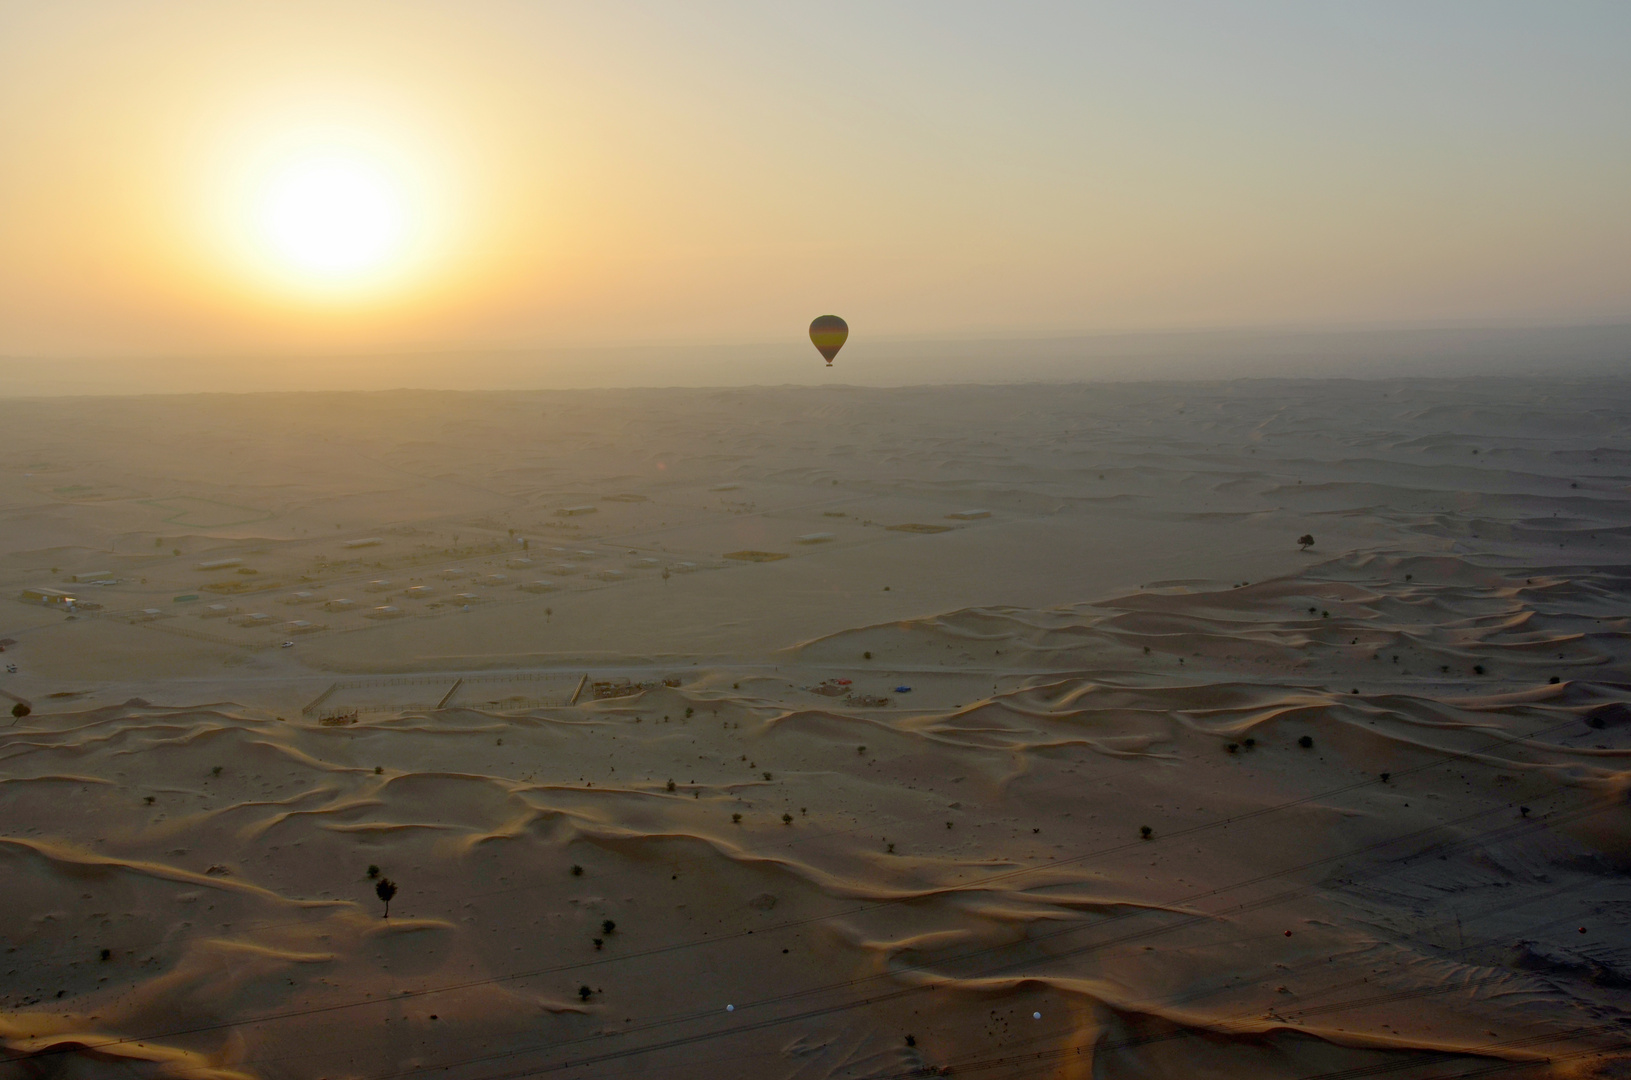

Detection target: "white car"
[280, 640, 295, 648]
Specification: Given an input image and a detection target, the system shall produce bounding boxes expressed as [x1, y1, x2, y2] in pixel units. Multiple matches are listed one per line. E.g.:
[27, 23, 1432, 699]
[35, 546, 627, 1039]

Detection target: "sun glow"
[223, 130, 438, 297]
[258, 153, 407, 279]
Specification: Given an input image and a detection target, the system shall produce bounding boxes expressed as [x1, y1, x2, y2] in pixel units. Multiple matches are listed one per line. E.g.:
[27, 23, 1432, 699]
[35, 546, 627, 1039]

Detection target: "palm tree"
[376, 877, 398, 918]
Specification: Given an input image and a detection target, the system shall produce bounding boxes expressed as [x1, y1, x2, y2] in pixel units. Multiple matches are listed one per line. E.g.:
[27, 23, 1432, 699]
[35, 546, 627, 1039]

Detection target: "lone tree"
[376, 877, 398, 918]
[1298, 534, 1315, 551]
[10, 702, 28, 719]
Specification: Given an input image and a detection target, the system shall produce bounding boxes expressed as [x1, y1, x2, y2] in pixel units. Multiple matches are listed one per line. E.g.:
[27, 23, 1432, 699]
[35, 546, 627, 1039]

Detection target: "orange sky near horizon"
[2, 1, 1630, 361]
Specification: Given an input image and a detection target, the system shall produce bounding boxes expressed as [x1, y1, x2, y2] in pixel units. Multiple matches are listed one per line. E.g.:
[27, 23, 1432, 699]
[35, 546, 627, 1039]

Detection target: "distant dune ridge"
[0, 377, 1628, 1078]
[4, 319, 1631, 396]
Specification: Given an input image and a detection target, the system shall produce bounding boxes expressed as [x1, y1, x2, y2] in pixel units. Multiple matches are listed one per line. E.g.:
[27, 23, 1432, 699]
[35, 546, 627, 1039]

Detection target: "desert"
[1, 377, 1628, 1079]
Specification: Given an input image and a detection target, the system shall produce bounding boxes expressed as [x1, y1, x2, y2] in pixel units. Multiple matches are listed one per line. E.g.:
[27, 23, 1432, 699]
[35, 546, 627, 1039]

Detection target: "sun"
[246, 145, 418, 290]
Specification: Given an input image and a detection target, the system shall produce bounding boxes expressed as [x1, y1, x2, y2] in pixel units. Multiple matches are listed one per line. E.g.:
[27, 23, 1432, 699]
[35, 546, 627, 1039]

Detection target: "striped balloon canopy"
[809, 315, 848, 366]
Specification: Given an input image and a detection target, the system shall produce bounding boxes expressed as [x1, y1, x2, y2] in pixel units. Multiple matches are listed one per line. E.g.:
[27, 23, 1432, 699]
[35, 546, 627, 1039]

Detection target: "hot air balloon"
[809, 315, 848, 366]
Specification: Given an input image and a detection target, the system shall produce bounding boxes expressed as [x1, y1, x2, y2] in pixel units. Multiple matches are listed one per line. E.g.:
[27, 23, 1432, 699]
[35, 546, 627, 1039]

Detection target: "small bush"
[11, 702, 29, 719]
[571, 864, 583, 876]
[1473, 664, 1485, 675]
[762, 771, 772, 781]
[578, 985, 592, 1001]
[782, 812, 793, 825]
[366, 864, 380, 879]
[731, 812, 742, 824]
[1298, 735, 1313, 748]
[375, 878, 398, 918]
[666, 779, 676, 792]
[1139, 825, 1152, 840]
[99, 948, 111, 961]
[863, 651, 872, 660]
[601, 919, 616, 935]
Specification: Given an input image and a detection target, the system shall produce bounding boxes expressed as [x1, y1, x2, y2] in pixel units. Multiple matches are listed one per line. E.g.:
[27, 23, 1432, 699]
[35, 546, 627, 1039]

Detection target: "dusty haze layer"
[1, 379, 1629, 1079]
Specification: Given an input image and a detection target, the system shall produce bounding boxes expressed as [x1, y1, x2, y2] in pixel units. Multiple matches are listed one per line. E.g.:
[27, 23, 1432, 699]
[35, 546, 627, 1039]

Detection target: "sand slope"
[2, 379, 1629, 1078]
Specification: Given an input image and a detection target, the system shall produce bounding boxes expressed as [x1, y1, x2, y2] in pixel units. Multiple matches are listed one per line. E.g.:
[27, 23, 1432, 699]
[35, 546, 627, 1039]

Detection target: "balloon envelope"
[809, 315, 848, 365]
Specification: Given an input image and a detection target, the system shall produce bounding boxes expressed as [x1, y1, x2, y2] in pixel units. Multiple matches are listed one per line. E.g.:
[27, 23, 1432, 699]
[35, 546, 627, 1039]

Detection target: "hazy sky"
[3, 1, 1629, 359]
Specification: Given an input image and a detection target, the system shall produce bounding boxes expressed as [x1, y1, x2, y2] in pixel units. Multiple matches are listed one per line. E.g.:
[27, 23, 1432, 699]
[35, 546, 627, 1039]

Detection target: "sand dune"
[2, 379, 1629, 1078]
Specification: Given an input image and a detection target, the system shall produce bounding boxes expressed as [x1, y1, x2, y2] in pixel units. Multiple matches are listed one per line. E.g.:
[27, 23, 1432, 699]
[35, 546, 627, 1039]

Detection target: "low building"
[520, 580, 558, 593]
[342, 538, 383, 549]
[322, 598, 356, 612]
[195, 558, 243, 571]
[404, 585, 434, 599]
[364, 579, 394, 592]
[556, 505, 597, 516]
[20, 587, 76, 607]
[71, 570, 114, 583]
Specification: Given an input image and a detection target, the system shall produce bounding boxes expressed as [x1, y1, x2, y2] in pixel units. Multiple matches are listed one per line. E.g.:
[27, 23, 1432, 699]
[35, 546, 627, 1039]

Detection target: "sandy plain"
[1, 378, 1628, 1080]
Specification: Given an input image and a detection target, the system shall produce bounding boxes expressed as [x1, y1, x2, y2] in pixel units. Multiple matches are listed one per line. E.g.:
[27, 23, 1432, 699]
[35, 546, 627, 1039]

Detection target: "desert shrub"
[375, 878, 398, 918]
